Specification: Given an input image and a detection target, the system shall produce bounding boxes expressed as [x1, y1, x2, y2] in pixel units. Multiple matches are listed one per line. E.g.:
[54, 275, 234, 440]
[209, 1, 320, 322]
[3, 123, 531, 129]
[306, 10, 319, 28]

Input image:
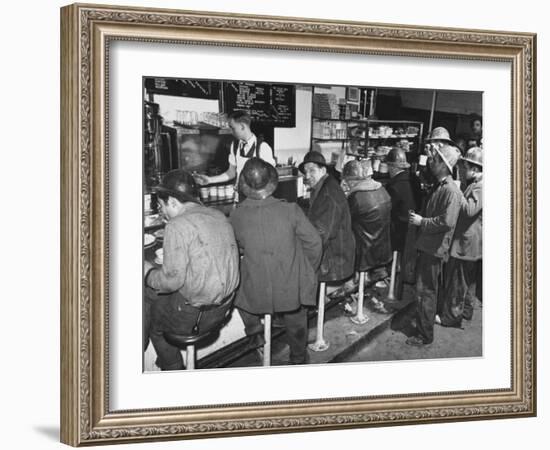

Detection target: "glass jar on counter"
[209, 186, 218, 201]
[225, 184, 235, 201]
[217, 185, 225, 200]
[199, 187, 209, 203]
[144, 193, 152, 213]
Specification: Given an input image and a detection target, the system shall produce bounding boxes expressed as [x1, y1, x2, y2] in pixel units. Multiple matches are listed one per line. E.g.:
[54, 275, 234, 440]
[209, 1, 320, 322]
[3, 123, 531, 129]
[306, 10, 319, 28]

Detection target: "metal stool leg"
[263, 314, 271, 366]
[386, 251, 399, 301]
[308, 282, 329, 352]
[351, 271, 369, 324]
[186, 345, 195, 370]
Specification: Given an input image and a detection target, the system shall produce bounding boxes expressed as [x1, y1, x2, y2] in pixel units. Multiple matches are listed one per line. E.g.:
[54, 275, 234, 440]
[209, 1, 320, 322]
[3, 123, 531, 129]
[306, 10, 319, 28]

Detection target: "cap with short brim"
[425, 126, 457, 147]
[434, 144, 461, 174]
[299, 151, 329, 173]
[152, 169, 199, 204]
[461, 146, 483, 167]
[239, 158, 279, 200]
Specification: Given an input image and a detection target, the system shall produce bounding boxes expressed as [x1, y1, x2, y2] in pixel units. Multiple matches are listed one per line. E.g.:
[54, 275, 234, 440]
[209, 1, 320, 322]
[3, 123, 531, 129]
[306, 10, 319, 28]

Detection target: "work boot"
[405, 335, 430, 347]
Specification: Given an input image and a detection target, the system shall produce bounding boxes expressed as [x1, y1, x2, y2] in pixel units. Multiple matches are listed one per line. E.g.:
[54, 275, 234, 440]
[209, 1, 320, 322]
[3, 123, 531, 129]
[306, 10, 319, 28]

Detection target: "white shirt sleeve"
[227, 141, 237, 167]
[258, 142, 276, 166]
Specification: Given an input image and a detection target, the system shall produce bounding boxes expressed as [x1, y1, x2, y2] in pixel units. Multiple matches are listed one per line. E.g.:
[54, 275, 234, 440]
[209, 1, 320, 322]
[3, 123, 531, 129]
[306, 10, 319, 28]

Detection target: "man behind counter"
[194, 110, 276, 187]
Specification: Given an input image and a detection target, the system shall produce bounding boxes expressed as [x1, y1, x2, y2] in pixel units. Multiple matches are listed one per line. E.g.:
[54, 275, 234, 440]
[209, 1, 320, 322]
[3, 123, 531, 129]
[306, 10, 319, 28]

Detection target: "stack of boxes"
[313, 93, 340, 119]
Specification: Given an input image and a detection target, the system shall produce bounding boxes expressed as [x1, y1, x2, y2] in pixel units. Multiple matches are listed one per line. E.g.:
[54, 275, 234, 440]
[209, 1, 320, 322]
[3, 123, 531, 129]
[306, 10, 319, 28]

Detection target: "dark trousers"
[144, 288, 229, 370]
[475, 260, 483, 303]
[239, 307, 308, 364]
[414, 252, 443, 344]
[440, 257, 479, 326]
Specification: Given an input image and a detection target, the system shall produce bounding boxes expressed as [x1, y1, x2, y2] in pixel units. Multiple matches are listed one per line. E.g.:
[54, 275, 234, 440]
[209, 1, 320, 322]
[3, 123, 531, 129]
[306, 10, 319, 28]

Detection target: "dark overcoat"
[384, 170, 418, 252]
[230, 197, 322, 314]
[347, 180, 392, 271]
[307, 175, 355, 282]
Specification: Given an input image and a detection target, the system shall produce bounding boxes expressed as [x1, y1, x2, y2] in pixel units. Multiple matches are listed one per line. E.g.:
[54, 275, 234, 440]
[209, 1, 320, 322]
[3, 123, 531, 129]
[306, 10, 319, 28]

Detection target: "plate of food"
[144, 214, 164, 229]
[144, 233, 156, 248]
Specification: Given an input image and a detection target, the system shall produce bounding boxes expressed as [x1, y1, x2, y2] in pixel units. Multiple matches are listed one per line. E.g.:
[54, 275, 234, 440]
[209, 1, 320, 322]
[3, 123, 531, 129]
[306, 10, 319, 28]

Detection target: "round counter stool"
[163, 294, 235, 370]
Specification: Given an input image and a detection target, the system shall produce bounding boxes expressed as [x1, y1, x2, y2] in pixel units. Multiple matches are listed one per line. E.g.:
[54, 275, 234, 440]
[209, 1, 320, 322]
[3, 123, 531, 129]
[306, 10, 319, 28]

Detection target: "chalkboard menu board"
[144, 78, 220, 100]
[223, 82, 295, 127]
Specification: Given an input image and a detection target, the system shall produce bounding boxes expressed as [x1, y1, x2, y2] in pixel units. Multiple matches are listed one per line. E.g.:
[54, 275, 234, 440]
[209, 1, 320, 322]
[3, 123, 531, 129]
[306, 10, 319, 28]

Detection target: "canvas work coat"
[307, 175, 355, 282]
[450, 177, 483, 261]
[230, 197, 322, 314]
[415, 175, 462, 261]
[347, 179, 392, 271]
[146, 203, 240, 306]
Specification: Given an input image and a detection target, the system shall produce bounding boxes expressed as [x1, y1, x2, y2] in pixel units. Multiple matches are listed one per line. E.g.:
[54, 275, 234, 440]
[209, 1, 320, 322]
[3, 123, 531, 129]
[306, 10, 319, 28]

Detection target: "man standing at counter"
[439, 147, 483, 328]
[143, 169, 240, 370]
[385, 147, 418, 254]
[385, 147, 420, 296]
[299, 151, 355, 284]
[407, 144, 462, 347]
[194, 110, 275, 188]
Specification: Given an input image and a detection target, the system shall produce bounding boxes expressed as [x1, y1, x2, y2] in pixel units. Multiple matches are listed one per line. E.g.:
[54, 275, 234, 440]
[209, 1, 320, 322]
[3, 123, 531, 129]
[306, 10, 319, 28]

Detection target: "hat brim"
[461, 157, 483, 167]
[298, 160, 329, 174]
[425, 137, 457, 147]
[342, 174, 364, 181]
[434, 147, 458, 174]
[386, 161, 410, 169]
[239, 164, 279, 200]
[240, 180, 278, 200]
[152, 185, 199, 204]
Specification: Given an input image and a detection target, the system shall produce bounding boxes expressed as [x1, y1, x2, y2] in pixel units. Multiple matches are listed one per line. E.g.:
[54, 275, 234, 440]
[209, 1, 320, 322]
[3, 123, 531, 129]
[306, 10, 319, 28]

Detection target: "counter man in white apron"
[194, 111, 276, 192]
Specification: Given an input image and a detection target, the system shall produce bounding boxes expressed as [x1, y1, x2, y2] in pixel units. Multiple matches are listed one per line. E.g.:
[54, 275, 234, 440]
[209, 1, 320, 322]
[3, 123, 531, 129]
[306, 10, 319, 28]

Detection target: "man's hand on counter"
[193, 173, 210, 186]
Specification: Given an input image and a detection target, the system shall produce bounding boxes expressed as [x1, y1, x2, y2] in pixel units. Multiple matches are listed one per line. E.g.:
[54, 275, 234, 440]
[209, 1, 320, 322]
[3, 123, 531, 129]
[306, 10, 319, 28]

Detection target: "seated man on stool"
[143, 169, 240, 370]
[299, 151, 356, 288]
[341, 159, 392, 291]
[230, 158, 322, 365]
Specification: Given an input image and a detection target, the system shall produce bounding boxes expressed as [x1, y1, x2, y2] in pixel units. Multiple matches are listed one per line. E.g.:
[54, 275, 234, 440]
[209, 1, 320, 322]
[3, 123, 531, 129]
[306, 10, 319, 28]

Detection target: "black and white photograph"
[142, 77, 483, 372]
[1, 0, 545, 446]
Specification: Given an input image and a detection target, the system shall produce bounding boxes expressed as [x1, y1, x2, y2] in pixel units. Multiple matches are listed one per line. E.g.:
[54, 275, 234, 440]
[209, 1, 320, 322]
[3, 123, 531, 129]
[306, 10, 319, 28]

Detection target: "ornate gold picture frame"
[60, 3, 536, 446]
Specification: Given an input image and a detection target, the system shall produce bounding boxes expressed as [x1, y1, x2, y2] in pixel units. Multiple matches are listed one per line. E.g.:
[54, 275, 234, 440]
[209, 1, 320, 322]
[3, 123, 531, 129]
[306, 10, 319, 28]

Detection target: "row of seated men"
[143, 126, 483, 369]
